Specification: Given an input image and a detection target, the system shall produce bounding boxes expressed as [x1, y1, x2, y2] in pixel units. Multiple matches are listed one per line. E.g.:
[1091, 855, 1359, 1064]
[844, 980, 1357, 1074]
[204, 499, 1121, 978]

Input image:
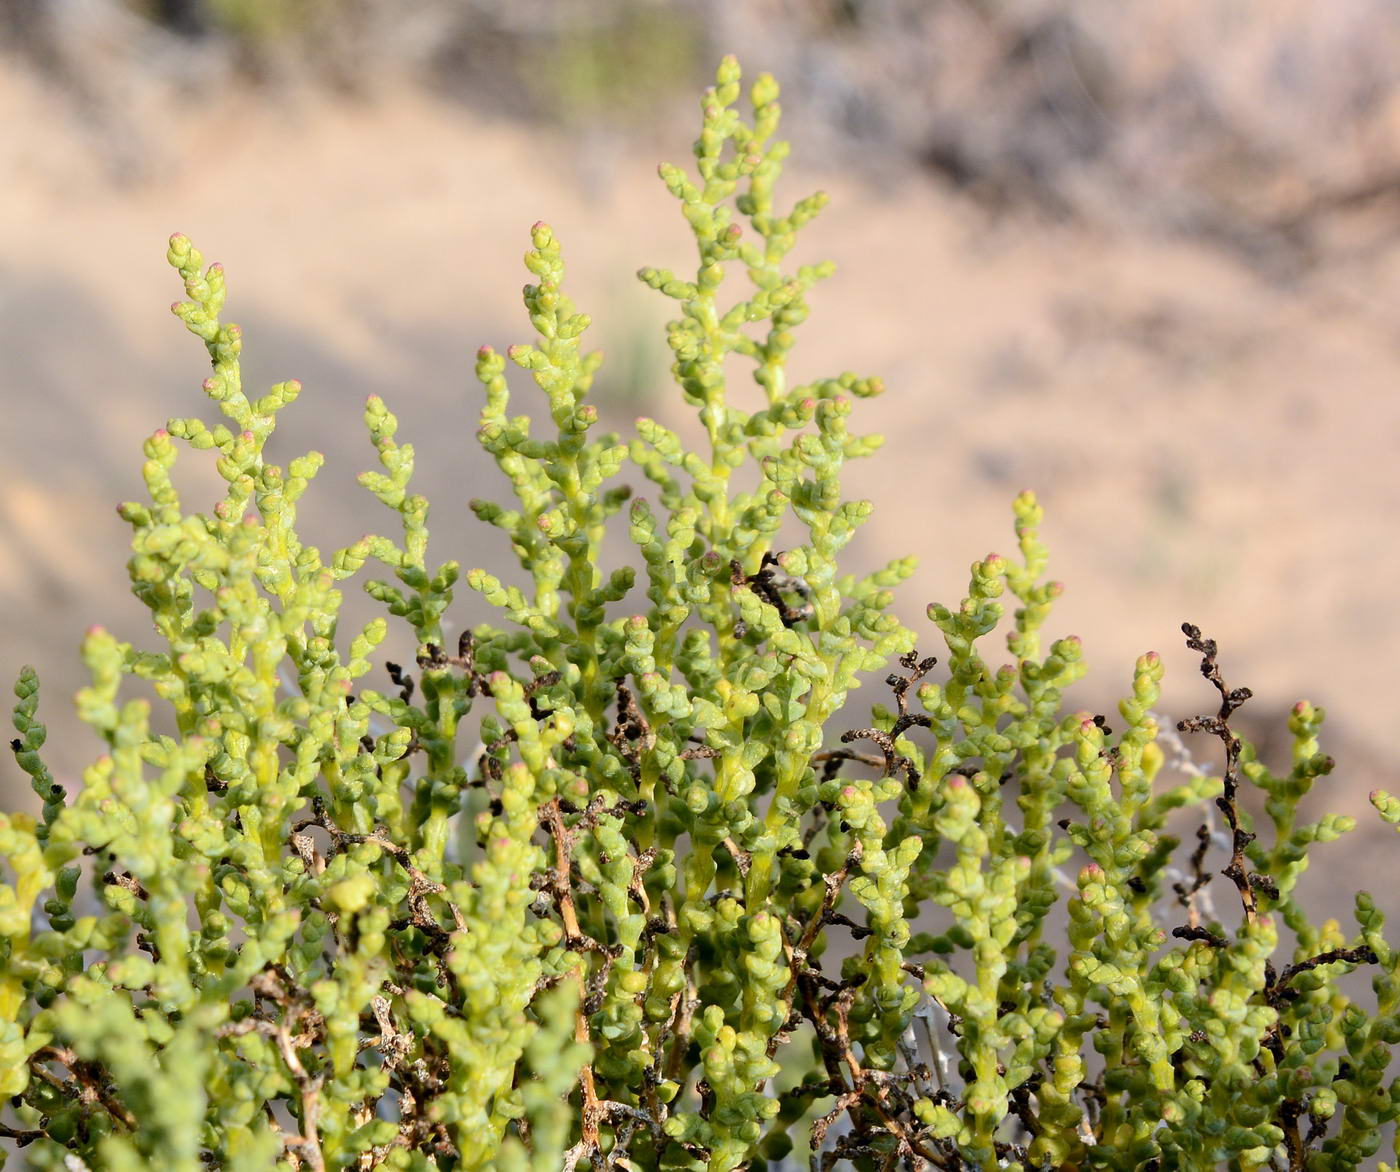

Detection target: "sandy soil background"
[3, 1, 1400, 932]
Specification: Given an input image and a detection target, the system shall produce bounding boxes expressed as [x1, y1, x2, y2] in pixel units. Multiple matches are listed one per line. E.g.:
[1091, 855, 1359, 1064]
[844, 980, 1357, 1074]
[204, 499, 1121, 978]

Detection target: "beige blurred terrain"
[2, 0, 1399, 925]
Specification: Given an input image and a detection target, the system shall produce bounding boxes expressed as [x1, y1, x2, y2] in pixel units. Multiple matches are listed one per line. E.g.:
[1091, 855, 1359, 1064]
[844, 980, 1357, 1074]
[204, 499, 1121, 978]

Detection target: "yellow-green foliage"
[3, 56, 1400, 1172]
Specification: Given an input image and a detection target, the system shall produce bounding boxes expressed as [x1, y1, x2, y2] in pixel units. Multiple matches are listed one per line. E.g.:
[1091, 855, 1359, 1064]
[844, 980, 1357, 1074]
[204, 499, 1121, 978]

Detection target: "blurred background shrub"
[8, 0, 1400, 268]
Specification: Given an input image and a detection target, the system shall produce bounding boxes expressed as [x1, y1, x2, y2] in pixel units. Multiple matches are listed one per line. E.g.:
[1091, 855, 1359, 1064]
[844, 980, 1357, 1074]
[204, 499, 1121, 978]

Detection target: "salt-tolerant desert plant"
[4, 54, 1400, 1172]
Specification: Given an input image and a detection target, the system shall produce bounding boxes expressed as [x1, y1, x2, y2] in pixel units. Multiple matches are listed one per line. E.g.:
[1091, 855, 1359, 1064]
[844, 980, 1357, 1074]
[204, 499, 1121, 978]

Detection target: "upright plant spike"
[2, 54, 1398, 1172]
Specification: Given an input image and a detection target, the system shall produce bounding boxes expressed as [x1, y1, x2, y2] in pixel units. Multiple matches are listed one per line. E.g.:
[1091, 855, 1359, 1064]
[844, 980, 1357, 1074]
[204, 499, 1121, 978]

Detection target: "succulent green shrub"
[4, 54, 1400, 1172]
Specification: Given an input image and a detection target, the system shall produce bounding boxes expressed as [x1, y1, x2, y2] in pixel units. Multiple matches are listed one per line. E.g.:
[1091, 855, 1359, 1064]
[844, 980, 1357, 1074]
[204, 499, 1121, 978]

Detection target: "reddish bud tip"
[945, 775, 966, 789]
[208, 262, 223, 273]
[86, 624, 105, 637]
[1066, 635, 1082, 646]
[1144, 651, 1160, 665]
[366, 394, 381, 405]
[170, 302, 183, 312]
[169, 232, 187, 245]
[240, 430, 254, 442]
[286, 379, 301, 391]
[1371, 789, 1384, 803]
[1293, 700, 1308, 714]
[203, 377, 217, 391]
[477, 345, 493, 359]
[153, 428, 168, 440]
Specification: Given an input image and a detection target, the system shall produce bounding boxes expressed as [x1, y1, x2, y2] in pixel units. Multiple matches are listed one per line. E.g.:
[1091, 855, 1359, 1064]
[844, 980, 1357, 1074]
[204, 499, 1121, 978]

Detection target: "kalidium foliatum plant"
[4, 55, 1400, 1172]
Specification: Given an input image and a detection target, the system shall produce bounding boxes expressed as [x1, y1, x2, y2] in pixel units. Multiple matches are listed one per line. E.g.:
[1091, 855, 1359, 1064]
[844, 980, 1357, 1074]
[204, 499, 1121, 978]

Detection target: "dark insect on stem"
[732, 551, 816, 629]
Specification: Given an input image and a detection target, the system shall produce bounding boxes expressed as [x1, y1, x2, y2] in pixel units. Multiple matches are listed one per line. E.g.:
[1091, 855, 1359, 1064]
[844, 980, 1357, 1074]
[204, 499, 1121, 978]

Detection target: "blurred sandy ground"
[2, 0, 1399, 925]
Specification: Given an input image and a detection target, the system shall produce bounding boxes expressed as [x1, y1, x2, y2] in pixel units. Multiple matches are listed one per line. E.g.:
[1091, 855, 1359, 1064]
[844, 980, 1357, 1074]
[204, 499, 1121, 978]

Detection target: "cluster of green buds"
[3, 54, 1400, 1172]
